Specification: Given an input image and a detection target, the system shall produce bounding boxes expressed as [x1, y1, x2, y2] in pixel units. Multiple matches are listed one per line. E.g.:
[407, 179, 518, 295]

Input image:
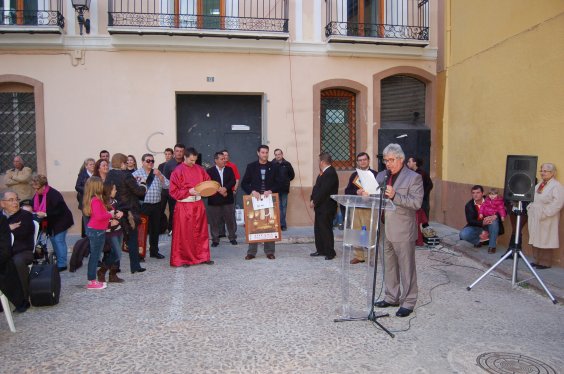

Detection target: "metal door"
[176, 94, 262, 206]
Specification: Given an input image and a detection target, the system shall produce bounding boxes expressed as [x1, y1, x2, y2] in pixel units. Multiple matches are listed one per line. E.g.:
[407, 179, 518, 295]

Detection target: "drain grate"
[477, 352, 557, 374]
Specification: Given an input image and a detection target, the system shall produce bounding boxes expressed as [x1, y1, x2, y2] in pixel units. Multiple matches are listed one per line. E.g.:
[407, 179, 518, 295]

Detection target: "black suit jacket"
[241, 161, 280, 195]
[206, 166, 236, 206]
[311, 166, 339, 213]
[105, 169, 146, 217]
[6, 209, 34, 256]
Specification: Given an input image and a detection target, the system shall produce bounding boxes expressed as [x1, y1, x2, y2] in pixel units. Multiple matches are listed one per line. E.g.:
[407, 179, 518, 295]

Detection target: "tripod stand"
[467, 201, 558, 304]
[331, 188, 396, 338]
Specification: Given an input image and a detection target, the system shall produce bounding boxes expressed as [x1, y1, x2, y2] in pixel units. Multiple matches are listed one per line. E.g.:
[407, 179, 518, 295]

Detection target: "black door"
[176, 94, 262, 207]
[377, 128, 431, 174]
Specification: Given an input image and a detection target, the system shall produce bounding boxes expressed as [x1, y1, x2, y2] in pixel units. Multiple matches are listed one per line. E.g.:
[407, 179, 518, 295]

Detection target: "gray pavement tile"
[1, 227, 563, 373]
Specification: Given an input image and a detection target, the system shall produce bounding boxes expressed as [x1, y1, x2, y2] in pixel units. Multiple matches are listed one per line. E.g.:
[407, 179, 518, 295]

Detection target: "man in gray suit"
[374, 144, 423, 317]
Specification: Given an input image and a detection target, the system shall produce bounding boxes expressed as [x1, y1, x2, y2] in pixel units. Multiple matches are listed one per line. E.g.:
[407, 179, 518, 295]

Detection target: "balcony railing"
[0, 0, 64, 32]
[108, 0, 289, 38]
[325, 0, 429, 45]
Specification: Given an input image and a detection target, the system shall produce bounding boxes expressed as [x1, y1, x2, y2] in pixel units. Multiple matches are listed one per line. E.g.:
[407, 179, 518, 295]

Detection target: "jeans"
[105, 234, 123, 266]
[279, 192, 289, 228]
[127, 227, 142, 272]
[459, 221, 500, 247]
[86, 227, 105, 281]
[50, 230, 68, 268]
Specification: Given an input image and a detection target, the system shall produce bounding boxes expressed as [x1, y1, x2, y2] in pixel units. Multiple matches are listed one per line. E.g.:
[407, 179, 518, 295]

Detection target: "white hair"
[382, 143, 405, 160]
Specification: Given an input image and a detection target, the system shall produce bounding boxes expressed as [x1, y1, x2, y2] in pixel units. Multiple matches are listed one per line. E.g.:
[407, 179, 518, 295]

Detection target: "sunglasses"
[145, 160, 155, 163]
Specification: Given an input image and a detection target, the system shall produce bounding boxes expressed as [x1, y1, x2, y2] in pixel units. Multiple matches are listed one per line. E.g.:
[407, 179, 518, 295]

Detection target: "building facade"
[437, 0, 564, 266]
[0, 0, 438, 233]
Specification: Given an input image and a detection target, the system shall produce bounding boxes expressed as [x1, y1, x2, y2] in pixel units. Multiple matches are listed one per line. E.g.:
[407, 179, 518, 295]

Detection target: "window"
[0, 92, 37, 172]
[320, 89, 356, 169]
[381, 75, 425, 126]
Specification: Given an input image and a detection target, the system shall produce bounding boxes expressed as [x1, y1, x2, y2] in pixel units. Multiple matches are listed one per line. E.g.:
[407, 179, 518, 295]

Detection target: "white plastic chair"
[1, 234, 17, 332]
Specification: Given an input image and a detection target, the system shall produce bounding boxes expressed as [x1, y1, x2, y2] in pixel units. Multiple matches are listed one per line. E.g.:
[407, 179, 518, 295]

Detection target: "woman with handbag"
[31, 175, 74, 272]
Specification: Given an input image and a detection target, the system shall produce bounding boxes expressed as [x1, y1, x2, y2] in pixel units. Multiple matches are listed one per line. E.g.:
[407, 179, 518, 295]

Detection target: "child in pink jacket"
[478, 189, 506, 242]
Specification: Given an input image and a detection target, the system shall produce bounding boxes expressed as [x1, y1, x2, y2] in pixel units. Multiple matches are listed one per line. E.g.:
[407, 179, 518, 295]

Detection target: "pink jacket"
[87, 196, 112, 230]
[479, 196, 507, 218]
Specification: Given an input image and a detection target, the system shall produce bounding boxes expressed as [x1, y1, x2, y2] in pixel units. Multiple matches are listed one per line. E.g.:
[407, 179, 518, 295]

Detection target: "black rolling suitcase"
[29, 263, 61, 306]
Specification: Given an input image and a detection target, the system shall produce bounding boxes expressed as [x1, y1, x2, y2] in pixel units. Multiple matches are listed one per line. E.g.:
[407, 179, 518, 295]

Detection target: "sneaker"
[87, 280, 107, 290]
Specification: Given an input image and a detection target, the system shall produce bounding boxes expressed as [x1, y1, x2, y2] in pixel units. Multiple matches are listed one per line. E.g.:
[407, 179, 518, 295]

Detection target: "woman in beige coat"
[527, 163, 564, 269]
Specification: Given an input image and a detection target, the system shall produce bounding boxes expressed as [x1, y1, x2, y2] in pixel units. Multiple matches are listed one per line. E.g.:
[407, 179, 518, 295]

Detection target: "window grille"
[0, 93, 37, 173]
[320, 89, 356, 170]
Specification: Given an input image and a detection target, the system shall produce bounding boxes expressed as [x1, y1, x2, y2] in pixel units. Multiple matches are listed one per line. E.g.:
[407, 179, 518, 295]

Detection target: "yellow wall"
[444, 1, 564, 187]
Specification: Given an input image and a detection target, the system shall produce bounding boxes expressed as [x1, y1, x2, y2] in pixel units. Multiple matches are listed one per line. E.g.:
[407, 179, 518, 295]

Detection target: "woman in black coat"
[31, 175, 74, 272]
[75, 158, 95, 237]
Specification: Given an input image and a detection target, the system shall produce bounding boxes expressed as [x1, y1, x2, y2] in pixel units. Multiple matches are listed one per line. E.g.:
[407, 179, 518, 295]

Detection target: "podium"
[331, 194, 396, 336]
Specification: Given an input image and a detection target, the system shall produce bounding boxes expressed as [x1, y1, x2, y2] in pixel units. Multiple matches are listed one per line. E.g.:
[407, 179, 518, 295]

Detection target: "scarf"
[33, 185, 50, 213]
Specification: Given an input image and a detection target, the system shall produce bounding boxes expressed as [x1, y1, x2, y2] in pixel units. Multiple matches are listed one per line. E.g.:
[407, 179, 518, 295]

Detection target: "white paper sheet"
[251, 195, 274, 210]
[356, 169, 380, 195]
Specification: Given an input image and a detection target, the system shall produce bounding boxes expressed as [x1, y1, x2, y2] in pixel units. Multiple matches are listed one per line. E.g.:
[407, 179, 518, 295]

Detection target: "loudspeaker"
[503, 155, 537, 202]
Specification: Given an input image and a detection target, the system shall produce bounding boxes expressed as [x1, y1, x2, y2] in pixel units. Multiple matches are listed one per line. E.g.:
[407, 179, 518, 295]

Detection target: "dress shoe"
[182, 264, 190, 268]
[211, 242, 219, 247]
[267, 254, 276, 260]
[350, 258, 365, 265]
[150, 253, 165, 259]
[374, 300, 399, 308]
[535, 264, 551, 270]
[131, 267, 146, 274]
[325, 255, 335, 260]
[245, 254, 255, 260]
[14, 300, 30, 314]
[396, 307, 413, 317]
[281, 226, 287, 231]
[204, 260, 214, 265]
[57, 266, 67, 272]
[230, 240, 238, 245]
[310, 252, 323, 257]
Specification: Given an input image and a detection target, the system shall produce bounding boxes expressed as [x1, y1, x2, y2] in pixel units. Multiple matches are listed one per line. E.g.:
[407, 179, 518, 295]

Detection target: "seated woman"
[0, 214, 28, 313]
[0, 191, 34, 307]
[31, 175, 74, 272]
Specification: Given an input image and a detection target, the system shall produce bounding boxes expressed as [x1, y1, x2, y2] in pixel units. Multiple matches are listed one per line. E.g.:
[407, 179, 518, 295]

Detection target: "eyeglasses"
[540, 170, 552, 173]
[2, 198, 20, 203]
[145, 160, 155, 163]
[383, 158, 397, 164]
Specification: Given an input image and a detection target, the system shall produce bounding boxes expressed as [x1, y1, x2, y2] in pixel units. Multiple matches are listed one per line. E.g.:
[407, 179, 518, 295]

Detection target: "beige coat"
[527, 178, 564, 248]
[4, 166, 34, 200]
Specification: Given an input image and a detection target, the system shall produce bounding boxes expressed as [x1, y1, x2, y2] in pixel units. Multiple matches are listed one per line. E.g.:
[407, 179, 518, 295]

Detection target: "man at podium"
[374, 144, 423, 318]
[344, 152, 379, 264]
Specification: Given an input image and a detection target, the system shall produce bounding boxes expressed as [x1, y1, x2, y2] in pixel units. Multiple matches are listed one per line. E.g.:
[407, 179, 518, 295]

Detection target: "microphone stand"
[366, 171, 394, 337]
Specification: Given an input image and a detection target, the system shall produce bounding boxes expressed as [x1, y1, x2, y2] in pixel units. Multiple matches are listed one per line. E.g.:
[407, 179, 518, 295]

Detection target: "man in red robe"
[169, 147, 214, 267]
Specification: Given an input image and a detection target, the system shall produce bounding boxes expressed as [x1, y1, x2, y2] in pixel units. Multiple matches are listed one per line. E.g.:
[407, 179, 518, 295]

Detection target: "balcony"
[325, 0, 429, 46]
[107, 0, 289, 40]
[0, 0, 64, 34]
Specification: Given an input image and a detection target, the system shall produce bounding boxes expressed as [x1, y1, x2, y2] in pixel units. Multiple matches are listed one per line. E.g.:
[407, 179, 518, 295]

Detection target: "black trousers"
[208, 204, 237, 243]
[314, 209, 336, 257]
[141, 202, 161, 255]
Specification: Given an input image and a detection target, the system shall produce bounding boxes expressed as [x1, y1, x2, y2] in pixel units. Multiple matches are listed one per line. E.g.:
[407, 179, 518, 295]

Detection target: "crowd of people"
[0, 148, 562, 317]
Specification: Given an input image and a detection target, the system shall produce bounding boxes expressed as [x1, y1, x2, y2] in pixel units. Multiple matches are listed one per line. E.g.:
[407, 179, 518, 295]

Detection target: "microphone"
[380, 170, 390, 191]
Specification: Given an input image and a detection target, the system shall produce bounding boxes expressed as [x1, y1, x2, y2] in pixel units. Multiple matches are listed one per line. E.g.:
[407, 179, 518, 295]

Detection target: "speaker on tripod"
[503, 155, 537, 202]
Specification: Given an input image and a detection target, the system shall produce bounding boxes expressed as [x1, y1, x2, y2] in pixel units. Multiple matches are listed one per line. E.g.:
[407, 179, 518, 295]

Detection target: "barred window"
[0, 92, 37, 172]
[320, 89, 356, 170]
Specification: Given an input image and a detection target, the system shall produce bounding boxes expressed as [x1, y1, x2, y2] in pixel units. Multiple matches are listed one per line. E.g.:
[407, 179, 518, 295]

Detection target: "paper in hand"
[356, 169, 379, 194]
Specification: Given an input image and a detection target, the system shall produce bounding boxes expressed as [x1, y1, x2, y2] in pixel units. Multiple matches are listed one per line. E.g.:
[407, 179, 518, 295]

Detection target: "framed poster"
[243, 193, 282, 243]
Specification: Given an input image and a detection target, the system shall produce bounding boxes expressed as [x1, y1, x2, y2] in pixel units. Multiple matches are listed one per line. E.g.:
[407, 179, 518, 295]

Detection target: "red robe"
[169, 163, 211, 266]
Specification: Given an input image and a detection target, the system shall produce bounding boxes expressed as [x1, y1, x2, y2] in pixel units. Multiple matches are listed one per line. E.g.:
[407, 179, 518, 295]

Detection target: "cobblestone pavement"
[1, 231, 563, 373]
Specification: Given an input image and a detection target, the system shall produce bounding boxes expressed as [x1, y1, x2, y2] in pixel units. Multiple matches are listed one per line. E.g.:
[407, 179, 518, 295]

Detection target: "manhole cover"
[477, 352, 557, 374]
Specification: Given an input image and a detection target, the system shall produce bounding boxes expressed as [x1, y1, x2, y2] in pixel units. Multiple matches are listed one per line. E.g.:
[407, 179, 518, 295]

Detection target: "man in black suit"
[310, 152, 339, 260]
[241, 145, 280, 260]
[206, 151, 237, 247]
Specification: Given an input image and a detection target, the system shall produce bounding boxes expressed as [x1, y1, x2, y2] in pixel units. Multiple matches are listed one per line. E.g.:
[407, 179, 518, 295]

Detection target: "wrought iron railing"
[325, 0, 429, 42]
[108, 0, 289, 34]
[0, 0, 64, 28]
